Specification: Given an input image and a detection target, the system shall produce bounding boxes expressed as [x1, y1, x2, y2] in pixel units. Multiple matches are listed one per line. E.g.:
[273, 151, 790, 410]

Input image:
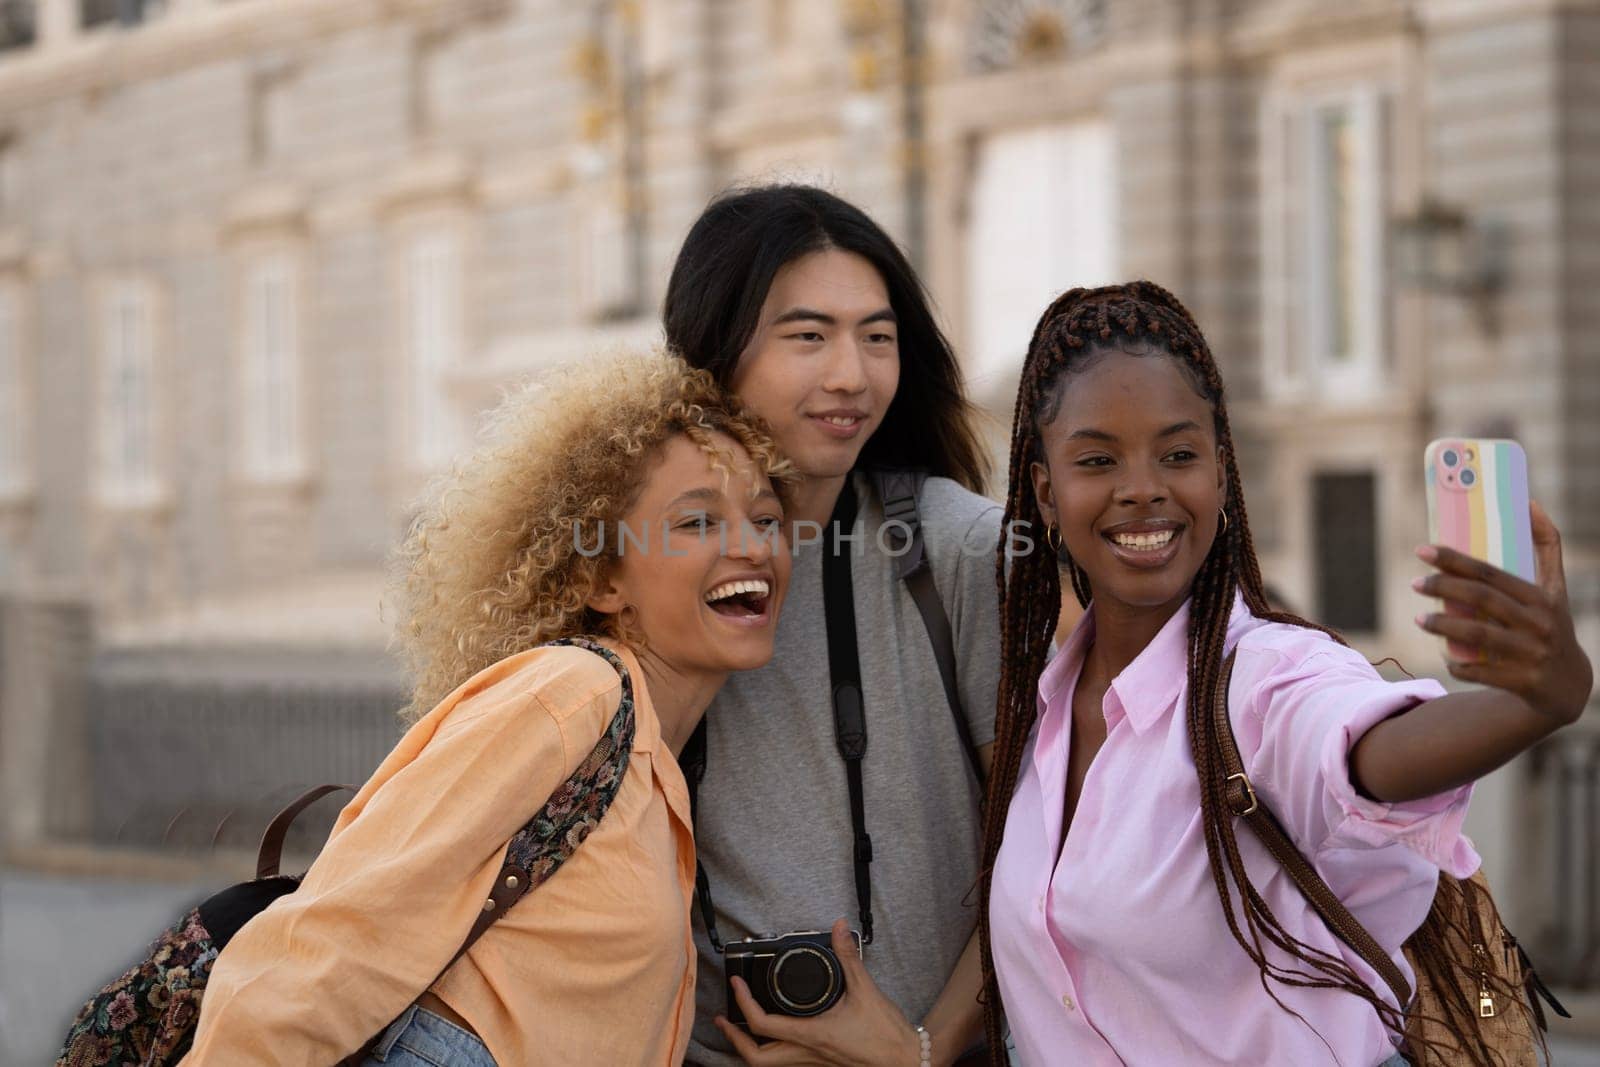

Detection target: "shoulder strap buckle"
[1225, 772, 1259, 817]
[872, 469, 928, 577]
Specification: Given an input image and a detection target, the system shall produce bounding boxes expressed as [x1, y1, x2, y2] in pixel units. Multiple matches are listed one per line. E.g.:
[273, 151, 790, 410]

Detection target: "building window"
[0, 1, 36, 54]
[410, 27, 453, 138]
[249, 67, 296, 167]
[406, 230, 464, 471]
[239, 254, 304, 481]
[81, 0, 162, 30]
[965, 120, 1118, 404]
[578, 189, 634, 321]
[98, 281, 161, 505]
[1261, 87, 1386, 397]
[0, 279, 25, 498]
[1313, 470, 1378, 633]
[0, 134, 18, 218]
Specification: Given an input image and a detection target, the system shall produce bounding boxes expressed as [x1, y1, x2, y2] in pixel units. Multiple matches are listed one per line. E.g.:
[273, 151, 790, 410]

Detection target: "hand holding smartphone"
[1416, 438, 1592, 725]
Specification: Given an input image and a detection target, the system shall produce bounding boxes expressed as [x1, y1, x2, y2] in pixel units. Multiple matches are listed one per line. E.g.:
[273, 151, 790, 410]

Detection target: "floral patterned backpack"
[57, 638, 635, 1067]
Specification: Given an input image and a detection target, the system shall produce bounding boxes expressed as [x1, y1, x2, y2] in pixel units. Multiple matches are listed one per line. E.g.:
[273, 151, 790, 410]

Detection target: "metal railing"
[1527, 721, 1600, 988]
[83, 656, 405, 855]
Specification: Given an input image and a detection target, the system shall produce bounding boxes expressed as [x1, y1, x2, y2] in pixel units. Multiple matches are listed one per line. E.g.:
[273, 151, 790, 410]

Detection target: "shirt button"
[1062, 994, 1076, 1011]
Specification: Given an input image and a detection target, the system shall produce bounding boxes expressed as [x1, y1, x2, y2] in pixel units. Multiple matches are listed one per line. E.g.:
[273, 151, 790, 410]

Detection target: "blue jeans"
[362, 1004, 497, 1067]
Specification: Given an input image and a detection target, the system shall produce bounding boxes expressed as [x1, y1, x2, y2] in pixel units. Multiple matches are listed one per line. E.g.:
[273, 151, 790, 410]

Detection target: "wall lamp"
[1391, 197, 1509, 332]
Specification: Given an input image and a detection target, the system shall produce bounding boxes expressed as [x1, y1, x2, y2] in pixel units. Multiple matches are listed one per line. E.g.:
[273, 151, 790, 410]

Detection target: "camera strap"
[683, 476, 875, 950]
[821, 477, 874, 947]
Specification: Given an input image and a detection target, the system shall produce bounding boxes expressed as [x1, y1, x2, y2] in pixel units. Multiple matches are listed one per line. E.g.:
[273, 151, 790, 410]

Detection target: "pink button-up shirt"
[991, 595, 1479, 1067]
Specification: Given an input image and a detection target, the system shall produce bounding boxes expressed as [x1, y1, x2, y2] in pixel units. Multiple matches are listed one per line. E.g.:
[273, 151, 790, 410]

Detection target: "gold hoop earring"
[1218, 508, 1230, 535]
[615, 604, 646, 648]
[1045, 524, 1062, 553]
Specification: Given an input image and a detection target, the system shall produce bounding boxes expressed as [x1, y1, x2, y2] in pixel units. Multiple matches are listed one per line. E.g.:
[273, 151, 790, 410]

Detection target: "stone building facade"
[0, 0, 1596, 998]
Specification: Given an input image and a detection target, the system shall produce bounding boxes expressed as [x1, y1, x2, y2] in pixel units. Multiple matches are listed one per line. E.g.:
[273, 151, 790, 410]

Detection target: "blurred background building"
[0, 0, 1597, 1057]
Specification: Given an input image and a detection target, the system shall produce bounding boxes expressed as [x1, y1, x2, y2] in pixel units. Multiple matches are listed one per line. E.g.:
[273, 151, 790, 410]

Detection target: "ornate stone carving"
[968, 0, 1106, 73]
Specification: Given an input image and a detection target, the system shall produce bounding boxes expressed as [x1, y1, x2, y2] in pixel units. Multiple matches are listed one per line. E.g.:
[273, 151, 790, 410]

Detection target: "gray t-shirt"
[686, 472, 1003, 1065]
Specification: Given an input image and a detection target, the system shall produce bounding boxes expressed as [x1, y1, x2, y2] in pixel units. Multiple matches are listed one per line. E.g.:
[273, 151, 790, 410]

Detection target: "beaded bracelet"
[914, 1024, 932, 1067]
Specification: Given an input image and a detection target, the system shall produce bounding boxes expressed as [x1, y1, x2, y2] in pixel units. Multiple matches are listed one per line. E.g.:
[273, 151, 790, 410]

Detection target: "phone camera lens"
[1442, 449, 1459, 468]
[1461, 468, 1477, 487]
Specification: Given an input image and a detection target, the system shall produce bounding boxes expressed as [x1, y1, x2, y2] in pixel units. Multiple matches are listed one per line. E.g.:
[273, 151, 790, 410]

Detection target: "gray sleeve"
[943, 504, 1003, 748]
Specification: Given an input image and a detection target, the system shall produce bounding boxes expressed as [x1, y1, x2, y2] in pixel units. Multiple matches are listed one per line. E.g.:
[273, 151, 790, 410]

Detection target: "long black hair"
[663, 183, 988, 493]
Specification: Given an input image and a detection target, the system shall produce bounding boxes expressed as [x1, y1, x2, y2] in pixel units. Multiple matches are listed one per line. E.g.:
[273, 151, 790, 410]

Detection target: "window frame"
[1311, 467, 1381, 635]
[96, 277, 164, 509]
[963, 118, 1120, 395]
[1260, 82, 1389, 401]
[404, 226, 465, 473]
[576, 181, 639, 323]
[237, 249, 308, 484]
[0, 274, 29, 501]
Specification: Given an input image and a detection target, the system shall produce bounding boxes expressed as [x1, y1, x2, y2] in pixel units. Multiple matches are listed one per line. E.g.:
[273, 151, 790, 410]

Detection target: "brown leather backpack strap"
[256, 784, 355, 879]
[441, 861, 533, 973]
[1211, 650, 1414, 1009]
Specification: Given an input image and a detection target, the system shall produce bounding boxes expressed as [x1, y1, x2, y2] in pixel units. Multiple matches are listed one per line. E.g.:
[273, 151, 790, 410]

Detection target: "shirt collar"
[1106, 599, 1193, 734]
[1107, 592, 1256, 734]
[603, 640, 695, 832]
[1039, 605, 1096, 714]
[1039, 593, 1254, 736]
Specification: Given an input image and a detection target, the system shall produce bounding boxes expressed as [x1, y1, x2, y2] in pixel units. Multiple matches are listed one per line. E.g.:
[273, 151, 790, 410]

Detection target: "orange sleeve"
[187, 646, 623, 1065]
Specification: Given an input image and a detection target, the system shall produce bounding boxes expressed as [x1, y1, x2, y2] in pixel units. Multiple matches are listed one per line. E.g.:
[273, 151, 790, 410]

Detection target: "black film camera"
[723, 928, 861, 1030]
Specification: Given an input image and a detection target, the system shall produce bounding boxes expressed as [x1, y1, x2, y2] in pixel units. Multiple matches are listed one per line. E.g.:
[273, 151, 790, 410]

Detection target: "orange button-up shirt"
[188, 641, 698, 1065]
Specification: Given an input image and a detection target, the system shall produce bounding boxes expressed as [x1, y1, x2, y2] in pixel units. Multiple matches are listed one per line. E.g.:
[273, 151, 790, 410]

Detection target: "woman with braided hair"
[978, 281, 1591, 1066]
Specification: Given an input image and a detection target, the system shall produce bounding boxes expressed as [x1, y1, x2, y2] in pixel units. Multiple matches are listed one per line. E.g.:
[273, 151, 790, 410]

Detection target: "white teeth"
[820, 416, 859, 427]
[1110, 530, 1176, 550]
[705, 579, 770, 603]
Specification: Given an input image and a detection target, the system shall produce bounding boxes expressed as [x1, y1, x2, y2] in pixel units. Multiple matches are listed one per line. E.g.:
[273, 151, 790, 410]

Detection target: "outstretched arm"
[1351, 501, 1593, 804]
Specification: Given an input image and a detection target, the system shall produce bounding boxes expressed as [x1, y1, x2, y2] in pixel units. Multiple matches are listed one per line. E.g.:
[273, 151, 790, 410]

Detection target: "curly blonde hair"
[391, 349, 794, 721]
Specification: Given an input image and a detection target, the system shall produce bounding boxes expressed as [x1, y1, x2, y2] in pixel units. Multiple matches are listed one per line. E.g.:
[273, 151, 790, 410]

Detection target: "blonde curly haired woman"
[187, 351, 794, 1066]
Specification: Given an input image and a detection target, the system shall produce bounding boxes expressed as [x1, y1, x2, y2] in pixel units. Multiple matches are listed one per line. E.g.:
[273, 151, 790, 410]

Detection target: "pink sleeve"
[1230, 638, 1480, 879]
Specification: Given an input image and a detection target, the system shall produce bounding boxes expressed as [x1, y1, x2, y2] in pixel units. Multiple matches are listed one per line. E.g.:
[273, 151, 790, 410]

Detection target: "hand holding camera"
[723, 927, 860, 1028]
[714, 919, 926, 1067]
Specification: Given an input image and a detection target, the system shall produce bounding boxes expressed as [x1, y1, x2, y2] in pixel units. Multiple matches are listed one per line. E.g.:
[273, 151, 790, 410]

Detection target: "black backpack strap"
[871, 469, 981, 780]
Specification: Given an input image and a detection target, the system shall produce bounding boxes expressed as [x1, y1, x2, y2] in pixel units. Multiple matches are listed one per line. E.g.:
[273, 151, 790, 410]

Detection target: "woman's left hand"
[714, 919, 922, 1067]
[1415, 500, 1593, 725]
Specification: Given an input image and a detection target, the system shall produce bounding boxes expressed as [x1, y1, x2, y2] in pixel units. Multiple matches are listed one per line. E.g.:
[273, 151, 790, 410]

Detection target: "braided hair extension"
[977, 281, 1496, 1065]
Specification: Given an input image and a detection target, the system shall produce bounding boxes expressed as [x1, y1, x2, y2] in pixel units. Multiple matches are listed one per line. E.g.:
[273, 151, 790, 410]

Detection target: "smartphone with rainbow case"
[1424, 438, 1536, 581]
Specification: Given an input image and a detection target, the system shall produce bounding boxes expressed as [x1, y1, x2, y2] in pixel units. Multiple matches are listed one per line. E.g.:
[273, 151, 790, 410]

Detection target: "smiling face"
[588, 432, 791, 676]
[728, 248, 901, 480]
[1030, 350, 1225, 617]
